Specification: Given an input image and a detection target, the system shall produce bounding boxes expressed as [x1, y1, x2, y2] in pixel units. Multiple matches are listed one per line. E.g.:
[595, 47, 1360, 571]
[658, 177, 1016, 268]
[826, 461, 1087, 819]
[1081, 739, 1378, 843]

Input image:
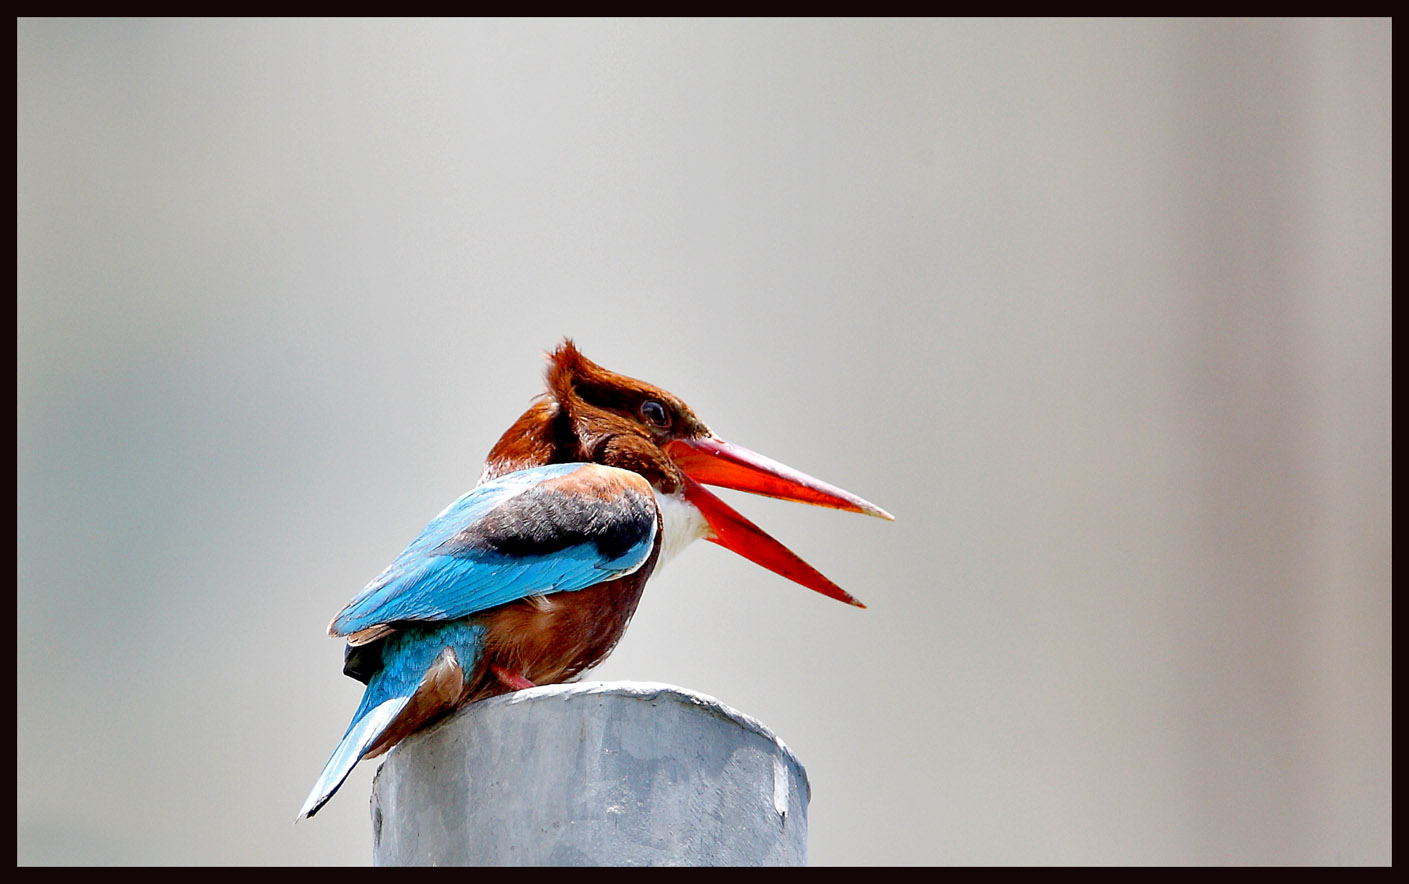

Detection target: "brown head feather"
[483, 339, 710, 491]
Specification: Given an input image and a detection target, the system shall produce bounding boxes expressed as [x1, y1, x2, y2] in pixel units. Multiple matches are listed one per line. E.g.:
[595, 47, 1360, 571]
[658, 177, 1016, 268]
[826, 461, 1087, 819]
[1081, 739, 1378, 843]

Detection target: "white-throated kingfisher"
[298, 340, 891, 819]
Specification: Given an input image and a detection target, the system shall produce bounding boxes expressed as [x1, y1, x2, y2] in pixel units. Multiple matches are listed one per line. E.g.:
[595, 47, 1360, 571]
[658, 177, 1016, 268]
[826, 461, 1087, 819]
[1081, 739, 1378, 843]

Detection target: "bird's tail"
[297, 680, 413, 820]
[298, 622, 486, 821]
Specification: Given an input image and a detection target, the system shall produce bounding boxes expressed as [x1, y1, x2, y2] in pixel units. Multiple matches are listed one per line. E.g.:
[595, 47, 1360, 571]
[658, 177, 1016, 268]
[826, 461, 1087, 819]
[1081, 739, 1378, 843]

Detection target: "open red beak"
[663, 437, 892, 608]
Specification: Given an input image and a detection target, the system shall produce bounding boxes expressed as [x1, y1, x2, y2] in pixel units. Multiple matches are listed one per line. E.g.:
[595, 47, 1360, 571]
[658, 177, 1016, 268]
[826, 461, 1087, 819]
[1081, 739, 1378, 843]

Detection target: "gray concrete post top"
[369, 681, 811, 866]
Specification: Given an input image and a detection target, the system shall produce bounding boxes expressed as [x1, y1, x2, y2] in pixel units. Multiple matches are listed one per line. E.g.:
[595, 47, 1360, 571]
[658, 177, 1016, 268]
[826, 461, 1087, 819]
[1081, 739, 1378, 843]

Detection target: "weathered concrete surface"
[370, 681, 810, 866]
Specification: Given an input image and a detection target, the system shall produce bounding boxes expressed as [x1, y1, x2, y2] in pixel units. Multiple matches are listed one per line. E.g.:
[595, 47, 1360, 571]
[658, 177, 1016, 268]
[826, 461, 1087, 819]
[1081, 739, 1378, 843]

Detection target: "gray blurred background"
[17, 19, 1390, 865]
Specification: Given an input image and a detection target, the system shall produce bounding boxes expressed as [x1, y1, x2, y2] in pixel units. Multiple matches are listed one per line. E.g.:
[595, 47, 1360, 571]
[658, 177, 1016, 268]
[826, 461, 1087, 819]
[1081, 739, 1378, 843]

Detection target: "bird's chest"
[478, 553, 660, 687]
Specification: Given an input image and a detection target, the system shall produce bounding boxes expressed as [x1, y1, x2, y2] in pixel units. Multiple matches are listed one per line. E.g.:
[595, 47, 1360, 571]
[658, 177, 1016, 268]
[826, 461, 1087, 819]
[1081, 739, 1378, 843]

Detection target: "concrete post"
[369, 681, 810, 866]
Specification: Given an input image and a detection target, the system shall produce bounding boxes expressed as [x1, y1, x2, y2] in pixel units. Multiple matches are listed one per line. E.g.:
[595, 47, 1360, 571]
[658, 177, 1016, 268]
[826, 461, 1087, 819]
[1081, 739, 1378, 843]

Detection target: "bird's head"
[486, 339, 892, 607]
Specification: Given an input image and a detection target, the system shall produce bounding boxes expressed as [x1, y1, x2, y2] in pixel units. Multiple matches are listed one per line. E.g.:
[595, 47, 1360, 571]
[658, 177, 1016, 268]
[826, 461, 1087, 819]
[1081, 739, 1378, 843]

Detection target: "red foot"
[491, 665, 537, 691]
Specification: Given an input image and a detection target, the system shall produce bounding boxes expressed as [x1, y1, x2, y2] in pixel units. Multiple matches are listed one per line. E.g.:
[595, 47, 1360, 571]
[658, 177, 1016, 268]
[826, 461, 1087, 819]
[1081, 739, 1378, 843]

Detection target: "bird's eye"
[640, 399, 671, 430]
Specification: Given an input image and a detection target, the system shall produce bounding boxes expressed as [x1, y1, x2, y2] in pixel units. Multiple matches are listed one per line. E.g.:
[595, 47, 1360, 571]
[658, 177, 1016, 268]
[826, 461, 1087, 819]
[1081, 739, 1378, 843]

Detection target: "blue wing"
[329, 463, 659, 638]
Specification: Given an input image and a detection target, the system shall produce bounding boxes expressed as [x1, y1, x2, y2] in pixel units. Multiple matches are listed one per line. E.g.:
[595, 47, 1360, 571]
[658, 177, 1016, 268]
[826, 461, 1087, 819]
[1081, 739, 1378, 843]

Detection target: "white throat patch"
[651, 489, 711, 570]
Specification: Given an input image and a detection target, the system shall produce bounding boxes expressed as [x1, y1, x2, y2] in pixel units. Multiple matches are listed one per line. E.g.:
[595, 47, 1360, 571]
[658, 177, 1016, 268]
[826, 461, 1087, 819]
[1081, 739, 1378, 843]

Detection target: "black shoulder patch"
[437, 472, 657, 563]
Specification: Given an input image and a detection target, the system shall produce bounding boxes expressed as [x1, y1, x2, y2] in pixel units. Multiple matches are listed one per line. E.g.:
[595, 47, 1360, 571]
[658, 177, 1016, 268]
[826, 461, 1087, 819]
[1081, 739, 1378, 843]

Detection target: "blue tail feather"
[298, 622, 486, 820]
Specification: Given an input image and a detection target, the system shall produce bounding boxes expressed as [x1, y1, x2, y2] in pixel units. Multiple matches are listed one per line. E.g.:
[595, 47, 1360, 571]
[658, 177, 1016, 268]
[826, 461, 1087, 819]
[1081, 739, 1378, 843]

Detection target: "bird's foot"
[491, 665, 537, 691]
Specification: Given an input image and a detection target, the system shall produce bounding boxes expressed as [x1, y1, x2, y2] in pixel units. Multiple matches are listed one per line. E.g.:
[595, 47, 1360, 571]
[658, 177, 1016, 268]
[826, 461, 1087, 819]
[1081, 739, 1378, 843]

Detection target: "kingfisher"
[298, 340, 891, 820]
